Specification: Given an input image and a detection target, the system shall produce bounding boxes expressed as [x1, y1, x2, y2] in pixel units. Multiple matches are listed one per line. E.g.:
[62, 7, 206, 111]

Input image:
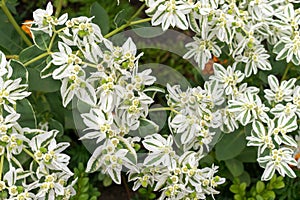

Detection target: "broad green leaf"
[31, 30, 51, 51]
[19, 45, 44, 64]
[9, 59, 28, 84]
[238, 171, 251, 186]
[48, 119, 64, 137]
[138, 118, 159, 137]
[90, 2, 110, 35]
[225, 158, 244, 177]
[215, 129, 247, 161]
[27, 68, 60, 92]
[0, 12, 24, 54]
[235, 147, 257, 163]
[16, 99, 37, 129]
[114, 9, 133, 28]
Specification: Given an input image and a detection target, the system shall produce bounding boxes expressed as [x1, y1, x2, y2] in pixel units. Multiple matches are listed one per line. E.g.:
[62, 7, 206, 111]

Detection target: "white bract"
[32, 2, 68, 36]
[0, 49, 76, 199]
[264, 75, 296, 103]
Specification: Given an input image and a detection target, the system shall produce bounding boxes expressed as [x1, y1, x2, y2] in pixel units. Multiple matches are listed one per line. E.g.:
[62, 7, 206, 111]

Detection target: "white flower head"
[32, 2, 68, 36]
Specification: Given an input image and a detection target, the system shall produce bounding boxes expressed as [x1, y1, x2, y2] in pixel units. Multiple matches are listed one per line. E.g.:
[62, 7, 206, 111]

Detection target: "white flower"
[142, 133, 177, 169]
[210, 63, 245, 96]
[80, 108, 113, 143]
[269, 116, 298, 147]
[246, 121, 274, 155]
[35, 173, 70, 200]
[60, 76, 96, 107]
[0, 76, 31, 113]
[61, 16, 105, 47]
[258, 147, 297, 181]
[235, 45, 272, 77]
[270, 102, 297, 120]
[183, 34, 221, 70]
[248, 0, 274, 20]
[228, 91, 269, 126]
[147, 0, 191, 31]
[86, 139, 134, 184]
[220, 107, 239, 133]
[293, 85, 300, 117]
[32, 2, 68, 36]
[264, 75, 296, 103]
[29, 130, 73, 175]
[45, 42, 85, 80]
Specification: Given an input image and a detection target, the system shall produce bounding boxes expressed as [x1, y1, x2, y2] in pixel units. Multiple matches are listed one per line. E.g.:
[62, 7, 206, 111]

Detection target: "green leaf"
[9, 60, 28, 84]
[256, 181, 265, 194]
[230, 185, 240, 194]
[138, 188, 148, 195]
[130, 118, 159, 137]
[16, 99, 37, 129]
[48, 119, 64, 137]
[215, 129, 247, 161]
[27, 68, 60, 92]
[0, 12, 24, 54]
[81, 177, 89, 186]
[31, 30, 51, 51]
[272, 178, 285, 189]
[262, 191, 276, 200]
[82, 185, 89, 193]
[31, 30, 50, 51]
[78, 194, 89, 200]
[238, 171, 251, 186]
[255, 194, 264, 200]
[239, 182, 247, 191]
[114, 9, 133, 28]
[103, 175, 112, 187]
[225, 159, 244, 177]
[149, 193, 156, 199]
[19, 45, 44, 64]
[90, 2, 110, 35]
[235, 147, 257, 163]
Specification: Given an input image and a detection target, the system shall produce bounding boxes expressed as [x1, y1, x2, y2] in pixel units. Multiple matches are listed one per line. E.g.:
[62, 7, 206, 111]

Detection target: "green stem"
[281, 62, 293, 81]
[0, 0, 33, 46]
[5, 55, 19, 60]
[128, 4, 146, 22]
[104, 18, 152, 39]
[23, 148, 39, 164]
[54, 0, 63, 18]
[0, 154, 4, 180]
[149, 107, 179, 114]
[24, 52, 50, 67]
[104, 4, 148, 39]
[48, 30, 57, 53]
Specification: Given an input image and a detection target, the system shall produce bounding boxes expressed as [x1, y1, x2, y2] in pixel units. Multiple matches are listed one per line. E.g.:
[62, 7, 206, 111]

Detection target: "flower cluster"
[28, 2, 227, 199]
[167, 81, 224, 152]
[210, 63, 299, 181]
[144, 0, 300, 77]
[27, 0, 300, 199]
[0, 51, 76, 200]
[129, 135, 225, 199]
